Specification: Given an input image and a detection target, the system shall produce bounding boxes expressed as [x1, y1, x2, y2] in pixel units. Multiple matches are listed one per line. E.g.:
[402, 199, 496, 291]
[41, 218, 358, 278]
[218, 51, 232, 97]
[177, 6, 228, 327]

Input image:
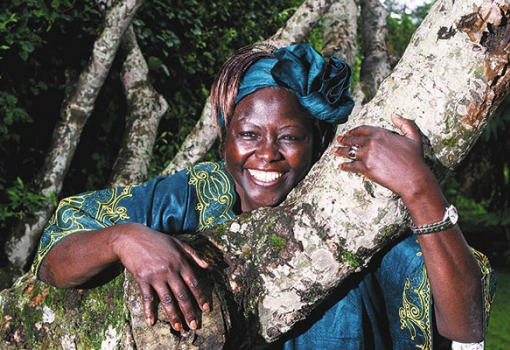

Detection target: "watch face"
[448, 205, 459, 225]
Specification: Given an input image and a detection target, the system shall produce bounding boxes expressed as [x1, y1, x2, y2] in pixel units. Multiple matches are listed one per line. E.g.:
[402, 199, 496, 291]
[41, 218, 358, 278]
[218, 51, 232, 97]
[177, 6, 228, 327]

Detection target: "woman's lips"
[247, 169, 284, 183]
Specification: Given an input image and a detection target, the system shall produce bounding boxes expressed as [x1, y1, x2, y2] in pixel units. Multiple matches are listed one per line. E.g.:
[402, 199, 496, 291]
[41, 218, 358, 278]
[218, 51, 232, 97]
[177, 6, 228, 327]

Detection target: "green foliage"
[269, 233, 287, 253]
[446, 96, 510, 230]
[0, 91, 33, 140]
[485, 270, 510, 349]
[0, 0, 301, 264]
[0, 0, 102, 190]
[385, 0, 434, 57]
[1, 0, 508, 275]
[0, 177, 53, 223]
[140, 0, 302, 176]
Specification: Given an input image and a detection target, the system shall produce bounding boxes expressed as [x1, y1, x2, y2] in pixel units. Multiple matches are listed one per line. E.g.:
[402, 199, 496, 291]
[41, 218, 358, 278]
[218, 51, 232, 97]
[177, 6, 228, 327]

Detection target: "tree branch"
[110, 25, 168, 186]
[163, 0, 336, 175]
[0, 0, 507, 349]
[4, 0, 144, 272]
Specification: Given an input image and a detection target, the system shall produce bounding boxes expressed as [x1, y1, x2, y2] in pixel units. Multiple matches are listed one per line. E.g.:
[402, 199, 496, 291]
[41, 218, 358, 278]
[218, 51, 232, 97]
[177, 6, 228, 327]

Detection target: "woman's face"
[223, 87, 315, 212]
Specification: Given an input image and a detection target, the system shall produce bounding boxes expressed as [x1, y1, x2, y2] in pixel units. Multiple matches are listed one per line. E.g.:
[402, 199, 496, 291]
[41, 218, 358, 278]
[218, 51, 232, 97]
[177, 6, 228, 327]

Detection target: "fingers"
[150, 276, 205, 331]
[129, 234, 212, 330]
[332, 144, 366, 174]
[167, 278, 200, 330]
[151, 280, 185, 331]
[174, 239, 210, 270]
[343, 125, 376, 137]
[174, 240, 212, 312]
[183, 272, 211, 313]
[337, 157, 366, 174]
[139, 282, 156, 327]
[332, 144, 362, 161]
[139, 280, 190, 331]
[391, 114, 421, 142]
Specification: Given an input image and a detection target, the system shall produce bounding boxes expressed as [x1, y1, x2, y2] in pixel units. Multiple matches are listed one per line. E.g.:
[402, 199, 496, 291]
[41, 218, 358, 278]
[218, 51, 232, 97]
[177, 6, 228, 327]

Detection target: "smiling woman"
[223, 88, 315, 212]
[31, 43, 494, 349]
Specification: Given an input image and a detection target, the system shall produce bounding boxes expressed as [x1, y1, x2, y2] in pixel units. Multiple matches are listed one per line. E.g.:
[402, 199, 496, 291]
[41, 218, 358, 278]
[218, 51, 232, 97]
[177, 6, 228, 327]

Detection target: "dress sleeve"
[375, 235, 496, 349]
[30, 169, 196, 278]
[31, 161, 238, 278]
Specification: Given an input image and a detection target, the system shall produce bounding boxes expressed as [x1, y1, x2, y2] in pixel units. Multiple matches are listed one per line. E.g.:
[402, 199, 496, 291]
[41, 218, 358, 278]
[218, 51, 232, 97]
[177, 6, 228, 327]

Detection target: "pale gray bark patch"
[162, 100, 217, 176]
[266, 0, 334, 47]
[359, 0, 392, 98]
[322, 0, 358, 68]
[110, 25, 168, 187]
[1, 0, 508, 349]
[199, 0, 510, 343]
[4, 0, 144, 271]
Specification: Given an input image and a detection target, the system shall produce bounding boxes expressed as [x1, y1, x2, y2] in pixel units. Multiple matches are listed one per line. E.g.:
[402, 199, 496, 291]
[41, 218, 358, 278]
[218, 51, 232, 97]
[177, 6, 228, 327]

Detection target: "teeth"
[248, 169, 283, 182]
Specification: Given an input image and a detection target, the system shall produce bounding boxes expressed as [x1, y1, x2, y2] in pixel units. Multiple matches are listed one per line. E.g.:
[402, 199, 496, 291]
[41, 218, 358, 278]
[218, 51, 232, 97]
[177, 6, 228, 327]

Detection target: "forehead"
[231, 87, 312, 127]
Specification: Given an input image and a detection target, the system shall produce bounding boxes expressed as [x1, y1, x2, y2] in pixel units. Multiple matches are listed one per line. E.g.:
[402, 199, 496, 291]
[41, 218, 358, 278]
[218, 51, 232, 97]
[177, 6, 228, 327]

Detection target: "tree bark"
[1, 0, 508, 349]
[4, 0, 144, 272]
[110, 25, 169, 186]
[322, 0, 358, 68]
[359, 0, 392, 99]
[162, 99, 216, 176]
[163, 0, 336, 175]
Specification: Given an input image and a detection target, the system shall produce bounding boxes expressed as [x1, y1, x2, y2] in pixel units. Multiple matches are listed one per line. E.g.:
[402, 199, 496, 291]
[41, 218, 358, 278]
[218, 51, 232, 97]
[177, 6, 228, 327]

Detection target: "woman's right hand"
[111, 223, 211, 331]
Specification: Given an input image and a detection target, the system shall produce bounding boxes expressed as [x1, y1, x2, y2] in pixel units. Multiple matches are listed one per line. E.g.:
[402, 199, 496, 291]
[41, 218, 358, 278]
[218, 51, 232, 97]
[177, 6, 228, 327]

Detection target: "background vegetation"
[0, 0, 509, 343]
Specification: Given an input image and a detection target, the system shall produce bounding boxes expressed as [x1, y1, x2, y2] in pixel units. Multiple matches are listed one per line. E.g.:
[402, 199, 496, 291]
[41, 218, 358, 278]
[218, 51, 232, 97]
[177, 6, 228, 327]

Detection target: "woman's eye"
[239, 132, 256, 139]
[281, 134, 301, 141]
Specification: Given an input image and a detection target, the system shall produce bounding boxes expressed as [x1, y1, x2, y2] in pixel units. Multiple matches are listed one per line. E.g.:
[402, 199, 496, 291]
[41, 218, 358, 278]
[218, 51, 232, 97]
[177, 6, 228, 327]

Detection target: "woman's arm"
[39, 222, 211, 332]
[333, 115, 483, 342]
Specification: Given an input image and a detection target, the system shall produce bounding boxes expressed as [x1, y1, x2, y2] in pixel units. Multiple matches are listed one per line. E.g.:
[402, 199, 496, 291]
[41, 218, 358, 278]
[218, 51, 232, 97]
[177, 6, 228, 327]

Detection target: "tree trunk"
[359, 0, 391, 99]
[163, 0, 336, 175]
[322, 0, 358, 68]
[110, 25, 168, 186]
[1, 0, 508, 349]
[4, 0, 144, 273]
[162, 99, 216, 176]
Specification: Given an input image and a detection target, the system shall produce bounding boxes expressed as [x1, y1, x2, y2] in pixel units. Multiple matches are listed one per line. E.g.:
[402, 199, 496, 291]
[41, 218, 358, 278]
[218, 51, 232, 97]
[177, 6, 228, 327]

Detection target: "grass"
[486, 269, 510, 349]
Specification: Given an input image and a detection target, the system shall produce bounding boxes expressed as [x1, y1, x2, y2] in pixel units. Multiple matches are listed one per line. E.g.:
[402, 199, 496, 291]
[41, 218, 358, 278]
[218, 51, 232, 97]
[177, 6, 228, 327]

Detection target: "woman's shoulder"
[186, 161, 234, 191]
[186, 161, 238, 231]
[137, 161, 229, 189]
[186, 161, 229, 176]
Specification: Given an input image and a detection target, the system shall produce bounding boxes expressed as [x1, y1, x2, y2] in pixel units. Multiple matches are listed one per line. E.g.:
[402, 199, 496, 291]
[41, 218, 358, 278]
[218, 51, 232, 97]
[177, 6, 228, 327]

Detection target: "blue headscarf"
[218, 43, 354, 133]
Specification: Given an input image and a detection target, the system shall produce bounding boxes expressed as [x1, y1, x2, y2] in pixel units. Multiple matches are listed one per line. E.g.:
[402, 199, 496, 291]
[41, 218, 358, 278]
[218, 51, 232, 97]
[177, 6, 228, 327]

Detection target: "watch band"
[410, 204, 459, 235]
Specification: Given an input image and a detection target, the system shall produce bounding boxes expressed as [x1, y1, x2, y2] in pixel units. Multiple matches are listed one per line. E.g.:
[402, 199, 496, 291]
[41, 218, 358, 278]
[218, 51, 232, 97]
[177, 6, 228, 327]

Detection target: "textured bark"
[162, 100, 216, 176]
[359, 0, 392, 99]
[1, 0, 508, 349]
[110, 25, 169, 186]
[265, 0, 335, 47]
[3, 0, 144, 272]
[163, 0, 336, 175]
[322, 0, 358, 68]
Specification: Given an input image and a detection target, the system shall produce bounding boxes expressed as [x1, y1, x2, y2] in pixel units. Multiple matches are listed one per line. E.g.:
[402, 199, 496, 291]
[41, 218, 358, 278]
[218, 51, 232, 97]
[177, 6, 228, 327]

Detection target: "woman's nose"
[256, 139, 282, 163]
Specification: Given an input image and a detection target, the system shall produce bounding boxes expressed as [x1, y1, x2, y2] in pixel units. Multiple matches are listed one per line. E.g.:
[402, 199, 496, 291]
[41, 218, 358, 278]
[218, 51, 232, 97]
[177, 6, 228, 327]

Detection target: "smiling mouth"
[247, 169, 284, 183]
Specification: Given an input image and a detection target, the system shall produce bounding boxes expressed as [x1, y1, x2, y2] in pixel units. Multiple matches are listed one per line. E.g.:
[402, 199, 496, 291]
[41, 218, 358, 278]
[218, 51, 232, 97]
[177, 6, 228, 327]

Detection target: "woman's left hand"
[334, 115, 486, 343]
[332, 114, 434, 199]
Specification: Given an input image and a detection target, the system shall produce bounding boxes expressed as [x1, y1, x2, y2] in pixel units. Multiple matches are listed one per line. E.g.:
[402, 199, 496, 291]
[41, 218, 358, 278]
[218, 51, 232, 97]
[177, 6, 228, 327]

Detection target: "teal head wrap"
[217, 43, 354, 134]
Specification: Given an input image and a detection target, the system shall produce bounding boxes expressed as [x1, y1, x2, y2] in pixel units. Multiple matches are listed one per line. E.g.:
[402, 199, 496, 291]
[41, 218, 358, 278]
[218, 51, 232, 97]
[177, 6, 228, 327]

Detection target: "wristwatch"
[410, 204, 459, 235]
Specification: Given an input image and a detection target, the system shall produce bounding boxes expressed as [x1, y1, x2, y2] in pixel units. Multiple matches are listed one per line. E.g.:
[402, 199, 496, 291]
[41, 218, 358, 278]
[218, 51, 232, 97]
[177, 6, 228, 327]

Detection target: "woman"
[32, 43, 494, 348]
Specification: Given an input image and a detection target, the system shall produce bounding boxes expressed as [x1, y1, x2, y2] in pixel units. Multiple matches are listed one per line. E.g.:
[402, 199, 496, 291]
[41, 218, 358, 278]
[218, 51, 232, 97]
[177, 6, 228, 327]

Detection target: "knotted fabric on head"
[227, 43, 354, 129]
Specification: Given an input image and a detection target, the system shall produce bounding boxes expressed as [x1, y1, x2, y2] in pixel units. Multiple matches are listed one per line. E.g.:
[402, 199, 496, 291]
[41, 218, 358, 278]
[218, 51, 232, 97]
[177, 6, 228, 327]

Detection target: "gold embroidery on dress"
[32, 187, 133, 276]
[188, 162, 235, 231]
[471, 248, 496, 334]
[399, 265, 432, 349]
[96, 186, 133, 224]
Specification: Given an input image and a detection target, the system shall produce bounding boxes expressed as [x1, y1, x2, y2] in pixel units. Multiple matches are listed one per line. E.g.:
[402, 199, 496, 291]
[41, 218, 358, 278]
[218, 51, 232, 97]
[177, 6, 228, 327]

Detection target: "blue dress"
[32, 161, 496, 349]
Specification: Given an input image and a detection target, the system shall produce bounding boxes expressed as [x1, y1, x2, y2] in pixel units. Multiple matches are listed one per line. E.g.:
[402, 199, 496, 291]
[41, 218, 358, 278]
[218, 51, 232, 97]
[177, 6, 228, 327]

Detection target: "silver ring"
[347, 145, 358, 160]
